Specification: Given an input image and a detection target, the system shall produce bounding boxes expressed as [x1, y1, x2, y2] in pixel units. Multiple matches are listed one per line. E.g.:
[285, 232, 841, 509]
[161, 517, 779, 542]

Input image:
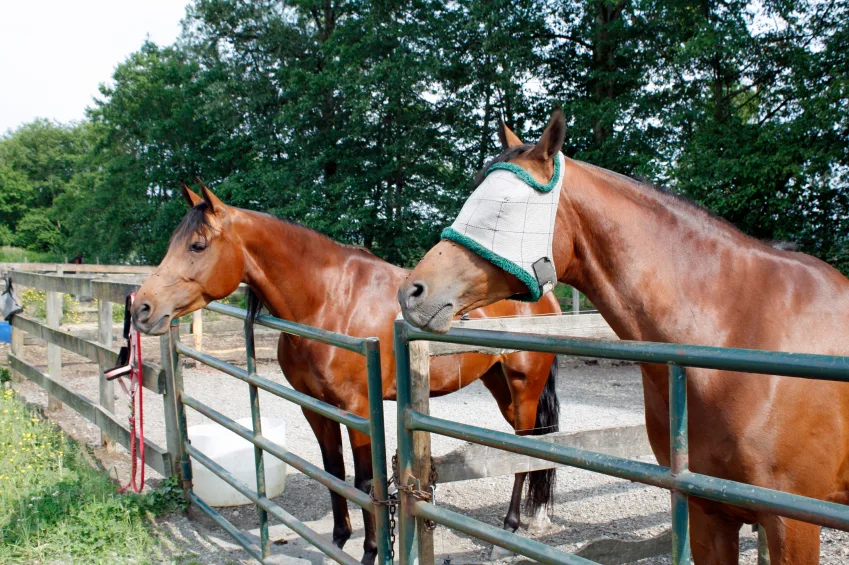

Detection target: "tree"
[14, 210, 64, 252]
[654, 0, 849, 258]
[3, 0, 846, 273]
[0, 120, 95, 253]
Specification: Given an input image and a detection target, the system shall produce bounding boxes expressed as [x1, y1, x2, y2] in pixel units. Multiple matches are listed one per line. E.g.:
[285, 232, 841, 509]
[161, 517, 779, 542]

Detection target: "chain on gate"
[371, 454, 440, 560]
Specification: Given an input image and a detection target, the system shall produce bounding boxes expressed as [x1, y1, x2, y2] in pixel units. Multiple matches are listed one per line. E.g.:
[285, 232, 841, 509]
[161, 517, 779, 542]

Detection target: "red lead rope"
[116, 293, 145, 493]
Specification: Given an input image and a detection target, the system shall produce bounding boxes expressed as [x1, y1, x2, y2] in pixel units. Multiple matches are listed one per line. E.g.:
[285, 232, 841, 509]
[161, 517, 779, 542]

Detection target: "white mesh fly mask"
[442, 153, 565, 301]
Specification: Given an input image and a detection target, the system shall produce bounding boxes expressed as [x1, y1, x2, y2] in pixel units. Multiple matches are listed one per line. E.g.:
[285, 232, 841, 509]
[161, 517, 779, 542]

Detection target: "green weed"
[0, 246, 63, 264]
[0, 389, 184, 564]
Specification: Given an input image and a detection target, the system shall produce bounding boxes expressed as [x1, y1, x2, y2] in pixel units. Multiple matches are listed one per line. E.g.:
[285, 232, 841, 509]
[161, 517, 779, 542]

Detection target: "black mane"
[170, 202, 214, 245]
[170, 200, 376, 257]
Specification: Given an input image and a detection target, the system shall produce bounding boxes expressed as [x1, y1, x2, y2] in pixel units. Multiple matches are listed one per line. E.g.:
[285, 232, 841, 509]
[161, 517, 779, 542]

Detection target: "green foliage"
[0, 0, 847, 272]
[0, 226, 13, 247]
[0, 246, 62, 264]
[553, 284, 594, 312]
[0, 165, 34, 232]
[145, 475, 190, 513]
[0, 389, 181, 564]
[20, 288, 46, 320]
[0, 119, 96, 255]
[113, 302, 126, 324]
[13, 210, 64, 252]
[62, 294, 84, 325]
[0, 368, 11, 385]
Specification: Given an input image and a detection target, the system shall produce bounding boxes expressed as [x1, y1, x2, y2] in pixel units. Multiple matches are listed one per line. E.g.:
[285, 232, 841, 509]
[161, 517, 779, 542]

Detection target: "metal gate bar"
[176, 343, 370, 432]
[405, 325, 849, 381]
[414, 501, 596, 564]
[187, 444, 361, 565]
[396, 320, 849, 565]
[182, 393, 374, 508]
[190, 492, 265, 561]
[166, 296, 392, 565]
[404, 408, 849, 524]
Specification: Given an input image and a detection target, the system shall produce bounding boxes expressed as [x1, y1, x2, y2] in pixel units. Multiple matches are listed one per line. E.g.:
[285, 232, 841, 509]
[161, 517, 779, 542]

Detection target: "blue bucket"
[0, 321, 11, 344]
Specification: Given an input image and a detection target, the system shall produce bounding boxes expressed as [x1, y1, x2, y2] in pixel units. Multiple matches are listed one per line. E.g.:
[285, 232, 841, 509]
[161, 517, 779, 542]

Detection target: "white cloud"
[0, 0, 188, 133]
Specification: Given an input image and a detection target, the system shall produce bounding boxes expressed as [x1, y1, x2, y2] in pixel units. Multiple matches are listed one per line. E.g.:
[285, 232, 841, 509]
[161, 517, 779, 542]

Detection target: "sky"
[0, 0, 189, 134]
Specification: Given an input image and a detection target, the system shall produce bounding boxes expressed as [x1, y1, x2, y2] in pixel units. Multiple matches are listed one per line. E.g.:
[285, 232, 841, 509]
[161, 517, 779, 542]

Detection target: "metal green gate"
[162, 299, 392, 565]
[394, 320, 849, 565]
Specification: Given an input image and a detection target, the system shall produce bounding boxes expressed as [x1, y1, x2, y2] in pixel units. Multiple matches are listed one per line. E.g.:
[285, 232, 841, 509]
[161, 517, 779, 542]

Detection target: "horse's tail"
[526, 359, 560, 513]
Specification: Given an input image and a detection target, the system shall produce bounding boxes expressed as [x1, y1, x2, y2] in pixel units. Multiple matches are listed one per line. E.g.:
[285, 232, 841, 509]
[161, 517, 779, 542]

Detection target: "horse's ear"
[498, 117, 524, 149]
[181, 183, 204, 208]
[529, 109, 565, 161]
[197, 178, 226, 214]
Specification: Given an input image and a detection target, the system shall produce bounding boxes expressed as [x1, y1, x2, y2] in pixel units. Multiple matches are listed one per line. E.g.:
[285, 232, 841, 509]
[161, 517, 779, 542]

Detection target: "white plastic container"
[189, 417, 287, 507]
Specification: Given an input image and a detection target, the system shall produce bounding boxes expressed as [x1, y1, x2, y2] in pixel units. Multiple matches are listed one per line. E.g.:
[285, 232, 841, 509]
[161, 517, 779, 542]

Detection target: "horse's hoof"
[360, 549, 377, 565]
[528, 508, 552, 535]
[332, 530, 352, 549]
[489, 544, 513, 561]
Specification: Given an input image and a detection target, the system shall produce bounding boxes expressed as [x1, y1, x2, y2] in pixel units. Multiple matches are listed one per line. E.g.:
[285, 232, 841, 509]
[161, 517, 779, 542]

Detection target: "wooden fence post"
[161, 323, 186, 480]
[572, 286, 580, 314]
[10, 325, 24, 382]
[409, 340, 435, 565]
[192, 310, 203, 352]
[97, 298, 115, 451]
[46, 289, 63, 412]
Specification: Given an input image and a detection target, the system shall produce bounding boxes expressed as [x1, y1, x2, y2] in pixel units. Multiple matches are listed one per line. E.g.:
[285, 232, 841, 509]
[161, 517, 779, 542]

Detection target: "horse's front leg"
[348, 428, 378, 565]
[689, 502, 741, 565]
[302, 409, 352, 548]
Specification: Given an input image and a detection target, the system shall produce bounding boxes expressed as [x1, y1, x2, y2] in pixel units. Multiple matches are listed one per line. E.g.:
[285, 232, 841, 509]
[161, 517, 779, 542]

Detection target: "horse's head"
[132, 183, 245, 335]
[399, 110, 568, 333]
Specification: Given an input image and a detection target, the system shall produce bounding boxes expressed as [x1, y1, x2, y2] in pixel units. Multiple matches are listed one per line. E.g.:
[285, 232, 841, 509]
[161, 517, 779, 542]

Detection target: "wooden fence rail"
[2, 267, 252, 478]
[8, 355, 171, 476]
[0, 262, 154, 276]
[3, 268, 181, 477]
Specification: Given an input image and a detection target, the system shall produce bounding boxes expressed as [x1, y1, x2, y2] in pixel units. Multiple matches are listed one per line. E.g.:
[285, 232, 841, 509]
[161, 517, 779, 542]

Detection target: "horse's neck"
[562, 162, 748, 345]
[233, 211, 344, 324]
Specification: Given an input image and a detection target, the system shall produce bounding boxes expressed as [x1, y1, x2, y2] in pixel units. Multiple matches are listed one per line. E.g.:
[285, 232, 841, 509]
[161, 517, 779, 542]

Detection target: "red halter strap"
[106, 293, 145, 493]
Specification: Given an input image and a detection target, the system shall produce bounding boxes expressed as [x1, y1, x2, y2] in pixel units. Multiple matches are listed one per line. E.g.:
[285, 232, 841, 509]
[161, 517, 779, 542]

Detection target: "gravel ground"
[3, 328, 847, 564]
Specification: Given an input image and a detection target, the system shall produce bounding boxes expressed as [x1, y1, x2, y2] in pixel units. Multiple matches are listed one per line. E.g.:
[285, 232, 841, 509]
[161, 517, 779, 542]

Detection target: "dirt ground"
[3, 326, 847, 564]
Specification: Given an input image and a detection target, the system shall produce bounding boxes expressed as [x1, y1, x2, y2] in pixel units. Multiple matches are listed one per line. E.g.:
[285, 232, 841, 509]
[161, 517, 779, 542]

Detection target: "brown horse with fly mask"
[399, 110, 849, 564]
[132, 185, 561, 564]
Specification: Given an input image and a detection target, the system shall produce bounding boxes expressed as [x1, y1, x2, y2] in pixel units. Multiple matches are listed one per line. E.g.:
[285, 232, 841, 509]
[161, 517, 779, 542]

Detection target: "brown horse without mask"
[133, 184, 561, 564]
[399, 110, 849, 564]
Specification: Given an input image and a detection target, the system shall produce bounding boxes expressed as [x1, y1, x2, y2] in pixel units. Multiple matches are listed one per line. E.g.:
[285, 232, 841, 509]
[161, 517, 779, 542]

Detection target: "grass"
[0, 246, 63, 264]
[553, 283, 595, 312]
[0, 387, 186, 564]
[19, 288, 86, 325]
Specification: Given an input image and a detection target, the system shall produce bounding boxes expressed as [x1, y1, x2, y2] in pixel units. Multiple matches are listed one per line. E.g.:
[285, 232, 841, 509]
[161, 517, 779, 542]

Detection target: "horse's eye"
[190, 242, 207, 253]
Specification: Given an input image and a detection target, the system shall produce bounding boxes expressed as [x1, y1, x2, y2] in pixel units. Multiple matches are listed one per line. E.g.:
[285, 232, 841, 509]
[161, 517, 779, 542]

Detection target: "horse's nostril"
[403, 281, 428, 308]
[410, 282, 425, 298]
[135, 301, 152, 322]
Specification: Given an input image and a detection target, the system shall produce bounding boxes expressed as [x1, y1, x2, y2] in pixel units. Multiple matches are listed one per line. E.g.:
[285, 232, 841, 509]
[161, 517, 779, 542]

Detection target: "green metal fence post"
[394, 319, 418, 565]
[364, 338, 393, 565]
[245, 306, 270, 559]
[167, 320, 193, 500]
[669, 364, 692, 565]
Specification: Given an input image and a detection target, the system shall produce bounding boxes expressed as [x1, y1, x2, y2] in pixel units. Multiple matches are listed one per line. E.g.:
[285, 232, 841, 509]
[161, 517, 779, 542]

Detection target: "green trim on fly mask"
[485, 153, 562, 193]
[440, 227, 542, 302]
